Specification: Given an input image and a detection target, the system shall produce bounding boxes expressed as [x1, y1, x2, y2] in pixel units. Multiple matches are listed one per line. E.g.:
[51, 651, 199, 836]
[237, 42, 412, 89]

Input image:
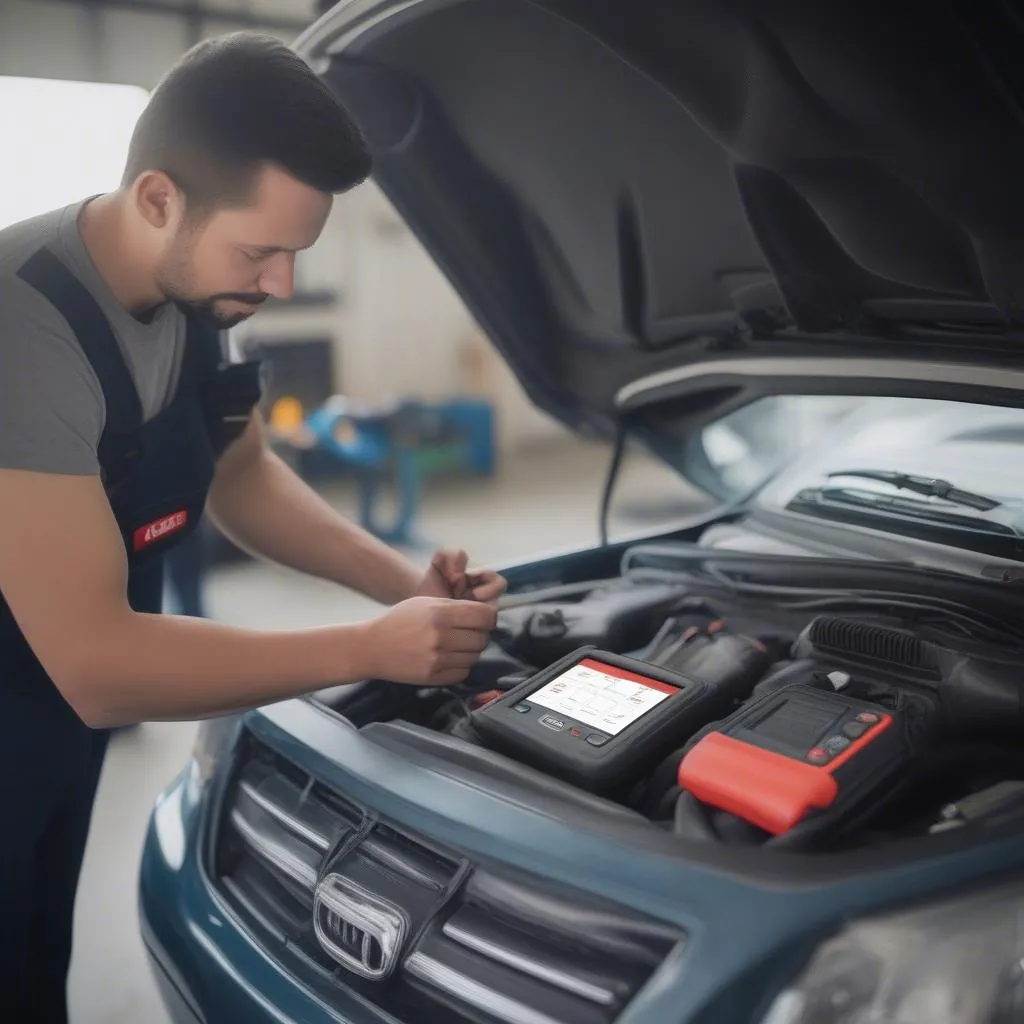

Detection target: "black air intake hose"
[800, 617, 941, 678]
[796, 616, 1024, 737]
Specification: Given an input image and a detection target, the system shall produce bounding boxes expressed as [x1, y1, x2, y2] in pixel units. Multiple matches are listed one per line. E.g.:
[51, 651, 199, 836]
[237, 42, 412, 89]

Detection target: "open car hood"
[298, 0, 1024, 448]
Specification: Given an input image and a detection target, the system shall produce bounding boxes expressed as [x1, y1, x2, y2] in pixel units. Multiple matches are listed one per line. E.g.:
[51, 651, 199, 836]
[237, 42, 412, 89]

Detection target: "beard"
[169, 293, 267, 330]
[155, 242, 268, 330]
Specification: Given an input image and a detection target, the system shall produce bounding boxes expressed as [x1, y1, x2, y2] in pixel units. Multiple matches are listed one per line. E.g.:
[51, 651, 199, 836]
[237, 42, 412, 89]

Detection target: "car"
[138, 3, 1024, 1023]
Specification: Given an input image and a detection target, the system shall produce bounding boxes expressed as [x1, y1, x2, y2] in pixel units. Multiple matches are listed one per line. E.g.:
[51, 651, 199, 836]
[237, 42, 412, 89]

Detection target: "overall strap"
[182, 316, 223, 380]
[17, 248, 144, 489]
[186, 320, 265, 456]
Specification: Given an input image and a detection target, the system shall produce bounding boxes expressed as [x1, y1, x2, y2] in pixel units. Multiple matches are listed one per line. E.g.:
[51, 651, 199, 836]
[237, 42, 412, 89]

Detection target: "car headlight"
[760, 875, 1024, 1024]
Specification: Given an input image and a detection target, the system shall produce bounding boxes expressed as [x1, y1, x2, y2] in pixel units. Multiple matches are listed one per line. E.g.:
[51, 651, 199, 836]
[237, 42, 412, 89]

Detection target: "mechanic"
[0, 32, 505, 1024]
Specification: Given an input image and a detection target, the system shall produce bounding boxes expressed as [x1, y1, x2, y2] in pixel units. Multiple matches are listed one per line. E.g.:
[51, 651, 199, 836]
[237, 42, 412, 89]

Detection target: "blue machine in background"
[303, 396, 495, 546]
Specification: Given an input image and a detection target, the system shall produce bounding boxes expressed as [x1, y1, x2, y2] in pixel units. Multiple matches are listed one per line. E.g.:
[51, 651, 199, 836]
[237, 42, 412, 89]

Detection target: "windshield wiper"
[786, 480, 1024, 560]
[825, 469, 1002, 512]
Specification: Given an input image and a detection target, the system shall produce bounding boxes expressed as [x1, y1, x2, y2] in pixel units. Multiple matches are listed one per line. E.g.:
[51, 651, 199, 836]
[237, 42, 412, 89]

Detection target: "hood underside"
[300, 0, 1024, 442]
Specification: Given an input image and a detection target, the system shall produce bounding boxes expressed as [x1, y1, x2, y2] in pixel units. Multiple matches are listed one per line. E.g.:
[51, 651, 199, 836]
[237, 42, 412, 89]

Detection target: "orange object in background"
[268, 396, 316, 449]
[270, 396, 305, 431]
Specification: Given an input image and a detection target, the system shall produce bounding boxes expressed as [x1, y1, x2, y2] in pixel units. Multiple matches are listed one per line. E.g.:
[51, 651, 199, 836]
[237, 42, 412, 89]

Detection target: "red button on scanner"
[856, 712, 881, 724]
[806, 747, 831, 765]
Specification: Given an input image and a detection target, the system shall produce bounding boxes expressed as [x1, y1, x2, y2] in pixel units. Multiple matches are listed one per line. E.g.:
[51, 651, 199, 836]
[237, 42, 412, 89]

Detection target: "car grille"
[212, 732, 684, 1024]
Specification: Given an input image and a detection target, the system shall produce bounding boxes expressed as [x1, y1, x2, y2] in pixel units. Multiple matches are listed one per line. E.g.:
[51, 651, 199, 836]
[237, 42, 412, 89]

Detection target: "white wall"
[0, 0, 569, 453]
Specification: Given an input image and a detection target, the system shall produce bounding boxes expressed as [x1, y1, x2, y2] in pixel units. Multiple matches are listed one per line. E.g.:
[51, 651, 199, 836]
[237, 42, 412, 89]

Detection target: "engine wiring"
[619, 561, 1024, 648]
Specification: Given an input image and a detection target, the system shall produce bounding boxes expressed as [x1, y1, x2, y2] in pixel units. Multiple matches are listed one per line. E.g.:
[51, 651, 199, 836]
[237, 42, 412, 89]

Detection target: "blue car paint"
[140, 689, 1024, 1024]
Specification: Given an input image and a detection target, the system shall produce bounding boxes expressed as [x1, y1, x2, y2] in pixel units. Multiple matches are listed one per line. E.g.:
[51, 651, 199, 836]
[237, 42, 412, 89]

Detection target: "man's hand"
[416, 548, 507, 605]
[361, 596, 497, 685]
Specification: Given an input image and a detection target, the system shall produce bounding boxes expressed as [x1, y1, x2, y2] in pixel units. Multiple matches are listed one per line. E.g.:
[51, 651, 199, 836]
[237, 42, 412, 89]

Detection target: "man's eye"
[242, 249, 267, 262]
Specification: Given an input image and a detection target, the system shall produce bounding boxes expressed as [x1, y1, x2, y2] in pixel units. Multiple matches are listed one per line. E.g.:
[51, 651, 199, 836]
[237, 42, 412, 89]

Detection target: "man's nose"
[257, 252, 295, 301]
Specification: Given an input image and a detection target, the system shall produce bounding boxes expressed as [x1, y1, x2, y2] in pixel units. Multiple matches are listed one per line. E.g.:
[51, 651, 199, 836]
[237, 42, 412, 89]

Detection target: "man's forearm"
[207, 443, 422, 606]
[59, 610, 373, 728]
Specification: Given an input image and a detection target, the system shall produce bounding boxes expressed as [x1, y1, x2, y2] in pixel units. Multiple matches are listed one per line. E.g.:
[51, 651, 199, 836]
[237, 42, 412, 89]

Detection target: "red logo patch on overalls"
[133, 510, 188, 551]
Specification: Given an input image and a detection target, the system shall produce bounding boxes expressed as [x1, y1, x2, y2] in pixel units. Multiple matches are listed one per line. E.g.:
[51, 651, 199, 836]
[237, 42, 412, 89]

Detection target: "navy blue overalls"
[0, 248, 261, 1023]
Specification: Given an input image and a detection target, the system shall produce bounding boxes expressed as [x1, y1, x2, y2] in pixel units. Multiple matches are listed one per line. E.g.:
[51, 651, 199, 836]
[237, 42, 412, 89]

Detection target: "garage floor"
[67, 437, 706, 1023]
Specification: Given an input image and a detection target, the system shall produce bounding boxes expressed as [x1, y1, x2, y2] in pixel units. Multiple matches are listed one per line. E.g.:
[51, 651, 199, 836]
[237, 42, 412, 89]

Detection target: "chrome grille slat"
[360, 833, 451, 890]
[406, 952, 565, 1024]
[441, 918, 616, 1006]
[239, 780, 332, 852]
[228, 806, 320, 892]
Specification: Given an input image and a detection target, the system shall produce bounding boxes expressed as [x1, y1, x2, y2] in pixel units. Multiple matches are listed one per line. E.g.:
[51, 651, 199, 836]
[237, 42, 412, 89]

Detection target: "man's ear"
[131, 171, 185, 232]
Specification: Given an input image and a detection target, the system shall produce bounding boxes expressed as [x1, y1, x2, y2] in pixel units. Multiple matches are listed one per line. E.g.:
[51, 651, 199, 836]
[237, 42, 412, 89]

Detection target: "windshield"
[753, 398, 1024, 509]
[694, 396, 1024, 508]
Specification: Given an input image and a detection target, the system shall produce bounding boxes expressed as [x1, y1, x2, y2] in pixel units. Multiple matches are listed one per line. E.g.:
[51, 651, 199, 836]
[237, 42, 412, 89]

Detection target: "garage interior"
[1, 2, 706, 1020]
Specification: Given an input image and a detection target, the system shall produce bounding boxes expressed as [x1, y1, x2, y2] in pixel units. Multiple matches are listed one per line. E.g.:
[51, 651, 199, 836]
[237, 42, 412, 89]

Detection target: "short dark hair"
[123, 32, 371, 209]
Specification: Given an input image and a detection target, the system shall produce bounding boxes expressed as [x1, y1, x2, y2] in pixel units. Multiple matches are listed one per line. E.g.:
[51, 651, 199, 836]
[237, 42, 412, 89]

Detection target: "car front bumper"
[139, 700, 1024, 1024]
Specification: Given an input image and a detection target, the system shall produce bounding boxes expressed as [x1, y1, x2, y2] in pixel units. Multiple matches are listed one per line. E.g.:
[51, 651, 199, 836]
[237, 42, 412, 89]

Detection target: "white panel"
[0, 77, 149, 230]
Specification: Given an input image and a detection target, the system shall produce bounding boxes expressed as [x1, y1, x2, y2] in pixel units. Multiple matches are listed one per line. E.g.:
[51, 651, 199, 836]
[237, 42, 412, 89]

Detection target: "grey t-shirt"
[0, 198, 188, 475]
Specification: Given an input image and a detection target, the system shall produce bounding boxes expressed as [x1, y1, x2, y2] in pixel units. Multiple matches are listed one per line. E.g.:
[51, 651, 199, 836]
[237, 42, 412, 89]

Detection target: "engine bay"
[322, 544, 1024, 853]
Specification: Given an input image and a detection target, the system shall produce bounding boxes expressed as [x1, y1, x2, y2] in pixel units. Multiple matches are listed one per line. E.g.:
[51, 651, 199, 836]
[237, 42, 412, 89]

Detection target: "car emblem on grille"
[313, 874, 408, 980]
